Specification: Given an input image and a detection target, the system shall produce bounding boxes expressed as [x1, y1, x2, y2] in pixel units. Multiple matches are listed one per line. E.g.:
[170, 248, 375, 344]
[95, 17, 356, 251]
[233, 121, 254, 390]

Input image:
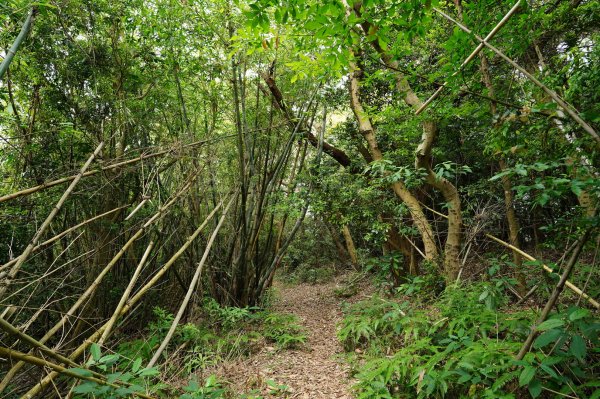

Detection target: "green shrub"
[339, 281, 600, 398]
[286, 266, 335, 284]
[260, 311, 307, 349]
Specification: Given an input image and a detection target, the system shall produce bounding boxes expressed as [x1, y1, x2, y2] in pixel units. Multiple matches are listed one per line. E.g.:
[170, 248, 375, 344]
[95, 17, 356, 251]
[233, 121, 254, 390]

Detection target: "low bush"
[339, 277, 599, 398]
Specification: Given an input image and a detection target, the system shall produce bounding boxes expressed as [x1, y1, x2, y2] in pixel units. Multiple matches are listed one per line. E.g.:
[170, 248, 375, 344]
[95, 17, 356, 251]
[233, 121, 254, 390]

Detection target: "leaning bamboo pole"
[0, 204, 128, 273]
[67, 241, 154, 397]
[147, 194, 234, 367]
[0, 136, 236, 204]
[0, 8, 35, 80]
[415, 0, 523, 115]
[486, 233, 599, 309]
[1, 317, 152, 399]
[97, 241, 154, 346]
[0, 170, 200, 392]
[0, 142, 104, 298]
[516, 227, 595, 359]
[0, 347, 156, 399]
[0, 316, 106, 381]
[19, 197, 226, 398]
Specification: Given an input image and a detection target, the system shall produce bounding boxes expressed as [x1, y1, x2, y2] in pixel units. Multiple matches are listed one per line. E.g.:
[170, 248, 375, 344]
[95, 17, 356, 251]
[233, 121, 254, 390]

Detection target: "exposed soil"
[211, 275, 369, 398]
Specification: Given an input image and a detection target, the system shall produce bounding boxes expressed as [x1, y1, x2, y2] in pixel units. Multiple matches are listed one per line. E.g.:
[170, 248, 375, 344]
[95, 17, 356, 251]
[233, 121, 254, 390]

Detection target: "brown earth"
[210, 275, 369, 398]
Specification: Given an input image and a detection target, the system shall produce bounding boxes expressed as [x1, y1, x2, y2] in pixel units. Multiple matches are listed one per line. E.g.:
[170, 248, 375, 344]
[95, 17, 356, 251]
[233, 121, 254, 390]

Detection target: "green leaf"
[519, 366, 536, 387]
[569, 308, 590, 322]
[533, 329, 562, 348]
[570, 335, 586, 361]
[98, 354, 119, 365]
[528, 379, 542, 398]
[90, 343, 101, 361]
[107, 372, 123, 384]
[139, 367, 160, 376]
[536, 318, 564, 331]
[540, 364, 558, 379]
[73, 382, 99, 394]
[132, 357, 143, 373]
[68, 367, 93, 378]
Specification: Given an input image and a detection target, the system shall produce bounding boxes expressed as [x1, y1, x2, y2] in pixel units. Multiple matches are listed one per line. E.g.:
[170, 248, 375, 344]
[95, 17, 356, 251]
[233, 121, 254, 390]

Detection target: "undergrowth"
[338, 266, 600, 398]
[70, 295, 305, 398]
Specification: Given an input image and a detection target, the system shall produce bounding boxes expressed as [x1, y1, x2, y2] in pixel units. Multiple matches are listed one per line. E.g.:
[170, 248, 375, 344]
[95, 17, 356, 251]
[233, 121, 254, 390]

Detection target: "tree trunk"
[348, 61, 439, 262]
[351, 4, 462, 281]
[498, 158, 527, 294]
[478, 47, 527, 294]
[341, 225, 359, 268]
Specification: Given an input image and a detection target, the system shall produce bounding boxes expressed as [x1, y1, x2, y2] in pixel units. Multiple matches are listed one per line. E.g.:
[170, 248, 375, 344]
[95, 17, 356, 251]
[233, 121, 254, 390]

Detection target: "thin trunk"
[498, 159, 527, 293]
[341, 225, 359, 268]
[516, 227, 595, 360]
[476, 28, 528, 294]
[326, 222, 350, 263]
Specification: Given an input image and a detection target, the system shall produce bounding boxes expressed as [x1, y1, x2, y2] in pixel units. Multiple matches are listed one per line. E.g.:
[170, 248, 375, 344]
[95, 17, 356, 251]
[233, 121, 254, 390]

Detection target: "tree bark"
[351, 4, 462, 280]
[341, 225, 359, 268]
[348, 61, 439, 262]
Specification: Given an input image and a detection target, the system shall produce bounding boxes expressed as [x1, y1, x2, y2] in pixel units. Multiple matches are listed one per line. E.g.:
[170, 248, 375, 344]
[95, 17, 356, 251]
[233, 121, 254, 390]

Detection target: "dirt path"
[215, 277, 361, 398]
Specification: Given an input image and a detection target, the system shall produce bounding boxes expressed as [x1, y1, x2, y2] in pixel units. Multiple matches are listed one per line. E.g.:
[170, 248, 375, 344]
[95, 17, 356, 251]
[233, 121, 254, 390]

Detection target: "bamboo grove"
[1, 0, 599, 397]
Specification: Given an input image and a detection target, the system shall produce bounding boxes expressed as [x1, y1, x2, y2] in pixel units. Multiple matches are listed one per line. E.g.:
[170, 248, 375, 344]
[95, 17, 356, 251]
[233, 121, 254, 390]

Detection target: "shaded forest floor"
[207, 275, 368, 398]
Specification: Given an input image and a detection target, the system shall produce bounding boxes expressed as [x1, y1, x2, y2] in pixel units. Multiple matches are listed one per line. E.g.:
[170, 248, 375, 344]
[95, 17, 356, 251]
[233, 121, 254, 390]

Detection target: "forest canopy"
[0, 0, 599, 398]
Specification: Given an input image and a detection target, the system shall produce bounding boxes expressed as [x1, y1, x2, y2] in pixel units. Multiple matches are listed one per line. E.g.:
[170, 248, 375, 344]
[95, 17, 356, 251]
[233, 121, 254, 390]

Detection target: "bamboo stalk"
[486, 233, 599, 309]
[147, 194, 235, 367]
[0, 316, 107, 382]
[124, 199, 148, 221]
[0, 347, 156, 399]
[97, 241, 154, 346]
[0, 142, 104, 299]
[0, 8, 35, 80]
[415, 0, 523, 115]
[0, 205, 128, 273]
[432, 7, 600, 146]
[516, 227, 595, 359]
[68, 241, 154, 397]
[18, 197, 225, 398]
[0, 136, 233, 204]
[0, 316, 80, 369]
[0, 171, 199, 393]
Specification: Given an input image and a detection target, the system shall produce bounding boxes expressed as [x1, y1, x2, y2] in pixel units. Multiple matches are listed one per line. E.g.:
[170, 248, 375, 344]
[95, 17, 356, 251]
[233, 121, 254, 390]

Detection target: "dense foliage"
[0, 0, 598, 397]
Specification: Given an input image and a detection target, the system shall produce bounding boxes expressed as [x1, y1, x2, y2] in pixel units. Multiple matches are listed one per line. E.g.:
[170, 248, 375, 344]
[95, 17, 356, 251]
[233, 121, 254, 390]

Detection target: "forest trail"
[214, 277, 361, 398]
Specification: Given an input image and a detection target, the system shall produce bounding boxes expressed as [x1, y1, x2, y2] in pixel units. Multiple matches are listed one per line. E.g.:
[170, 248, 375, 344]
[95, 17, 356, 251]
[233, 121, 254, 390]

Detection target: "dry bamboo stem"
[0, 137, 226, 204]
[0, 171, 199, 392]
[0, 142, 104, 299]
[516, 227, 595, 359]
[19, 197, 225, 398]
[432, 7, 600, 146]
[486, 233, 599, 309]
[68, 241, 154, 397]
[97, 241, 154, 346]
[147, 195, 234, 367]
[0, 347, 156, 399]
[0, 316, 107, 383]
[125, 199, 148, 221]
[415, 0, 523, 115]
[0, 316, 80, 369]
[0, 205, 128, 273]
[419, 201, 449, 219]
